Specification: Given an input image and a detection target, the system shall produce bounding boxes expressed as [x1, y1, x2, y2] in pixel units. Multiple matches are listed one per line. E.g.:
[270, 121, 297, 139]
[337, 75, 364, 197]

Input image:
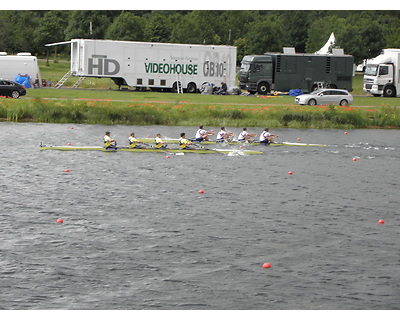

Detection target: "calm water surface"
[1, 123, 399, 310]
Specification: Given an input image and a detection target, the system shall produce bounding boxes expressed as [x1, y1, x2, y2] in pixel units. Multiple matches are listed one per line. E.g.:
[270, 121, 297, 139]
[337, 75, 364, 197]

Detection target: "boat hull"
[138, 139, 327, 147]
[39, 146, 263, 155]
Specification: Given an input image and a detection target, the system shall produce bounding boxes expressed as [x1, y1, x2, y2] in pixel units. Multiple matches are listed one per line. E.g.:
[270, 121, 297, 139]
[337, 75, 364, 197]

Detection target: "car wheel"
[308, 99, 317, 106]
[339, 99, 348, 106]
[11, 90, 20, 99]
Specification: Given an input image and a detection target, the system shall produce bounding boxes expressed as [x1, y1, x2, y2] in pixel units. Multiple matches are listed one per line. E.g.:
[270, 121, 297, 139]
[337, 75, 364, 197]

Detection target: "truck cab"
[364, 63, 396, 97]
[239, 55, 273, 94]
[363, 49, 400, 97]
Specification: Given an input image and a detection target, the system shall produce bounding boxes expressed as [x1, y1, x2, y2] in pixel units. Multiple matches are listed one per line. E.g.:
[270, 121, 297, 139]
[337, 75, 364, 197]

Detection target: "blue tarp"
[289, 89, 303, 96]
[15, 74, 32, 88]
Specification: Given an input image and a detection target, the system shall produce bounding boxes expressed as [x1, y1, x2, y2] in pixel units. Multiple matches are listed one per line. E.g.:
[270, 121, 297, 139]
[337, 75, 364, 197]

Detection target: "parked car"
[295, 89, 353, 106]
[0, 80, 27, 98]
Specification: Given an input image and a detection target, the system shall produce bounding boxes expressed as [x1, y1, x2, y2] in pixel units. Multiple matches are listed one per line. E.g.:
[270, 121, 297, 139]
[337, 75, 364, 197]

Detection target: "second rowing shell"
[137, 139, 327, 147]
[38, 145, 263, 155]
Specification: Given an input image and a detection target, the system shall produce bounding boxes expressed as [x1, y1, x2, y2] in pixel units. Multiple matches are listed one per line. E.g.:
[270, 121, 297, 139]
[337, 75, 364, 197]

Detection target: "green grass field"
[0, 59, 399, 129]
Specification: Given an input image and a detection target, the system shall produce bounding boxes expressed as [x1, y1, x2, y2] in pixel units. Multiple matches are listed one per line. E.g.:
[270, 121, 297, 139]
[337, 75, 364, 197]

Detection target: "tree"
[105, 12, 146, 41]
[65, 11, 111, 40]
[145, 13, 172, 42]
[34, 11, 68, 55]
[336, 18, 386, 64]
[245, 18, 284, 54]
[0, 11, 14, 52]
[170, 11, 223, 45]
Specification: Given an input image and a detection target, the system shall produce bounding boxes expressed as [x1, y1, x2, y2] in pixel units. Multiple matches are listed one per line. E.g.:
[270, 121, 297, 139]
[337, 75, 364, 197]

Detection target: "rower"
[179, 133, 194, 149]
[129, 132, 146, 148]
[195, 125, 214, 142]
[104, 131, 117, 149]
[259, 128, 279, 144]
[155, 133, 168, 149]
[216, 126, 234, 143]
[237, 128, 257, 142]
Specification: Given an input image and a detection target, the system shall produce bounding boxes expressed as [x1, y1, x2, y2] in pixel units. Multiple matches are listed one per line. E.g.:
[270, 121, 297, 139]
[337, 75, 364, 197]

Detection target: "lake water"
[1, 122, 399, 310]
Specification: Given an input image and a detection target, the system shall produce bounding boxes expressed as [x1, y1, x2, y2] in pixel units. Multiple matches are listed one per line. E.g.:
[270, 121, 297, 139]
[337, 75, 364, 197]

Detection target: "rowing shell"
[138, 138, 327, 147]
[39, 145, 263, 155]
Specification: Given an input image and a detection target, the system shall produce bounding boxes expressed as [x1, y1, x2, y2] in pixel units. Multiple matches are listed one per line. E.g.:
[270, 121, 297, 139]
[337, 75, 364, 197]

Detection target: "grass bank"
[0, 60, 398, 129]
[1, 93, 399, 129]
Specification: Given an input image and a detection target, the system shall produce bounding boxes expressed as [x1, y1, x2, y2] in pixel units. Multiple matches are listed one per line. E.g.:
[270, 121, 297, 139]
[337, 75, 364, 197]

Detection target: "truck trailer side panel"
[70, 39, 237, 92]
[272, 54, 353, 92]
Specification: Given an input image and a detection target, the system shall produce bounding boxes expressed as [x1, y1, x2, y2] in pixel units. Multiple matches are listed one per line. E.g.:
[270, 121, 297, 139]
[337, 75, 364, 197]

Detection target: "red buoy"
[198, 190, 204, 194]
[64, 169, 70, 172]
[352, 157, 357, 161]
[378, 219, 385, 224]
[288, 171, 293, 175]
[262, 262, 271, 268]
[57, 218, 64, 223]
[166, 155, 170, 158]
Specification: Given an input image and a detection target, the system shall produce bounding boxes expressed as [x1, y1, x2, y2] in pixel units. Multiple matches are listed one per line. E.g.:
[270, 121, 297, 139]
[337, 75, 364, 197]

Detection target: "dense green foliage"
[1, 10, 400, 64]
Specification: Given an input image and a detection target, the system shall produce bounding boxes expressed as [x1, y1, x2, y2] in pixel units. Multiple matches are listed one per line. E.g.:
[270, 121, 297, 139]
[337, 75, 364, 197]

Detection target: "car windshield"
[365, 64, 378, 76]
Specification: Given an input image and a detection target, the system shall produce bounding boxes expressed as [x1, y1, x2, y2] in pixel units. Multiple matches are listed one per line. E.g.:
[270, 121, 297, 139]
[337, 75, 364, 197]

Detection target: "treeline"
[1, 10, 400, 64]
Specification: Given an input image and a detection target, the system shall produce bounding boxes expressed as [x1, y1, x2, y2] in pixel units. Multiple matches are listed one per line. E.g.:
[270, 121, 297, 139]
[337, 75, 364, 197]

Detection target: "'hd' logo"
[88, 55, 120, 75]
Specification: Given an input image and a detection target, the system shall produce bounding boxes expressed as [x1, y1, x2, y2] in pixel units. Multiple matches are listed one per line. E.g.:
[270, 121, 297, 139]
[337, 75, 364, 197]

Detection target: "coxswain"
[195, 125, 214, 142]
[104, 131, 117, 149]
[259, 128, 279, 144]
[237, 128, 257, 142]
[155, 133, 168, 149]
[129, 132, 146, 148]
[179, 133, 194, 149]
[216, 127, 234, 143]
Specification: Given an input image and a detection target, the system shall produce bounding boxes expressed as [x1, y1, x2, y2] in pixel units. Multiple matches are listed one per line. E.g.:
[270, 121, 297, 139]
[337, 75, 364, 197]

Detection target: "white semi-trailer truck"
[0, 52, 41, 87]
[59, 39, 237, 93]
[363, 49, 400, 97]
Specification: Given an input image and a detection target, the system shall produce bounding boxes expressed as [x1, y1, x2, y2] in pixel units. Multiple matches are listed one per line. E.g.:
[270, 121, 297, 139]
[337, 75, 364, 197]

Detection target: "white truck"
[363, 49, 400, 97]
[57, 39, 237, 93]
[0, 52, 41, 87]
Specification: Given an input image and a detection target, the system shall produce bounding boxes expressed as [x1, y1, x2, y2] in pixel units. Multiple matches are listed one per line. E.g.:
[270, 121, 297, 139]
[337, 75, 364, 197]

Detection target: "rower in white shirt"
[237, 128, 257, 142]
[216, 127, 234, 142]
[259, 128, 279, 144]
[195, 125, 214, 142]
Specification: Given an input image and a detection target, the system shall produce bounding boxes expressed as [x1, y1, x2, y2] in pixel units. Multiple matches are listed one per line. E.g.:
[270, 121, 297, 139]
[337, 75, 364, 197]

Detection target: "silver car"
[295, 89, 353, 106]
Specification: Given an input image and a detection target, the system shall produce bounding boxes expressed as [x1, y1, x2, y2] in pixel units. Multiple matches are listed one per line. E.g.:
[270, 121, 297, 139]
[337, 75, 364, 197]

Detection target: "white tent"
[315, 32, 335, 54]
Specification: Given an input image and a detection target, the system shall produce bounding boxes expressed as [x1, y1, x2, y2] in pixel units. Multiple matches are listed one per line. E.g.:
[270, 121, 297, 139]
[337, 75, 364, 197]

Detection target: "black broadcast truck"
[238, 48, 354, 95]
